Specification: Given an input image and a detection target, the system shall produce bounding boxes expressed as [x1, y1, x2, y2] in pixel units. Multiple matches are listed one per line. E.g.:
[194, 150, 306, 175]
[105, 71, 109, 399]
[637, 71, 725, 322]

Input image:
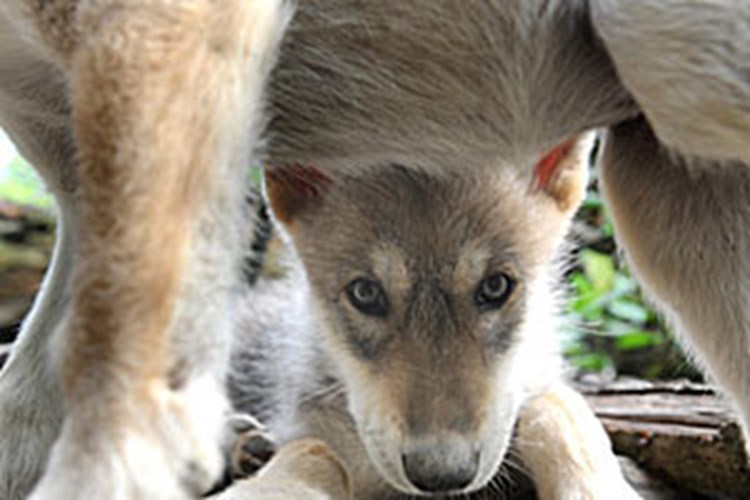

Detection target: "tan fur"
[370, 245, 411, 298]
[535, 135, 594, 212]
[7, 0, 79, 61]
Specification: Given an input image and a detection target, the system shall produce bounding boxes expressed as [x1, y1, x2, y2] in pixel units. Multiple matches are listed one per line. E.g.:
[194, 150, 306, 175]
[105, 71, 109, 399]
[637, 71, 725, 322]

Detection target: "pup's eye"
[475, 273, 514, 311]
[346, 279, 389, 317]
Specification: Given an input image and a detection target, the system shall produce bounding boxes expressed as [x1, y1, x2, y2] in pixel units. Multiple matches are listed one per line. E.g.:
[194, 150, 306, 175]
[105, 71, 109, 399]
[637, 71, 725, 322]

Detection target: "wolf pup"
[229, 137, 637, 498]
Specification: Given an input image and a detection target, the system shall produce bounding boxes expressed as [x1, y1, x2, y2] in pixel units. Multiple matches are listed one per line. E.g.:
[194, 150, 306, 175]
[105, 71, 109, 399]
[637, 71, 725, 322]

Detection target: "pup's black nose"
[402, 445, 479, 493]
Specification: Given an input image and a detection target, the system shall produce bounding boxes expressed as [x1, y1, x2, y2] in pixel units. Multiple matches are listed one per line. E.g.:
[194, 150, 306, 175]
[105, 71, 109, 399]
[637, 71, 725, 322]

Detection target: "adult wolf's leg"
[0, 1, 293, 498]
[600, 118, 750, 446]
[593, 0, 750, 453]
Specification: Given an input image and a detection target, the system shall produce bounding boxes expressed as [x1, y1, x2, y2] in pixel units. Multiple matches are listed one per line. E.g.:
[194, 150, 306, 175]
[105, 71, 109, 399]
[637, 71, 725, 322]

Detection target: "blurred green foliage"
[563, 173, 698, 380]
[0, 156, 53, 209]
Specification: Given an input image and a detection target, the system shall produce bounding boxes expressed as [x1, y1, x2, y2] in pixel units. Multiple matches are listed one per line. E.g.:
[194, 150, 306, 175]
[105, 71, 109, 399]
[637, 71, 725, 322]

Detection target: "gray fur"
[267, 0, 637, 173]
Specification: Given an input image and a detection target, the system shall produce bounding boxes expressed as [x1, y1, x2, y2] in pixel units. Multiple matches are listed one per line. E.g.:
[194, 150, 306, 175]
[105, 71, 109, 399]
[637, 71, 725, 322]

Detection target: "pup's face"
[266, 140, 588, 495]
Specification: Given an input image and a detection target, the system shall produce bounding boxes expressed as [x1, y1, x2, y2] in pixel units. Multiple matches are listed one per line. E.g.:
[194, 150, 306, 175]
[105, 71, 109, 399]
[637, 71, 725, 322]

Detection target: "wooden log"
[579, 377, 750, 498]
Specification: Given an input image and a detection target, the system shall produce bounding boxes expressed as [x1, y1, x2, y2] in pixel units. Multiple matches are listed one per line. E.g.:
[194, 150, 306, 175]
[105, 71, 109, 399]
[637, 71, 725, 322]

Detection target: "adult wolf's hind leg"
[23, 1, 291, 498]
[600, 118, 750, 447]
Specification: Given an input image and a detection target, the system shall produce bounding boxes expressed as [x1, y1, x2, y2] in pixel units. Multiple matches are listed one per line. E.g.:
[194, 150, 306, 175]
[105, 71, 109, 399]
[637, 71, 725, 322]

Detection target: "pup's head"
[264, 136, 590, 495]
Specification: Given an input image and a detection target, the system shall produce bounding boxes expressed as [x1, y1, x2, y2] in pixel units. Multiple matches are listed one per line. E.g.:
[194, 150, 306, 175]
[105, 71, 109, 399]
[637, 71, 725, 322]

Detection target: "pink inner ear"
[533, 138, 576, 191]
[268, 163, 333, 197]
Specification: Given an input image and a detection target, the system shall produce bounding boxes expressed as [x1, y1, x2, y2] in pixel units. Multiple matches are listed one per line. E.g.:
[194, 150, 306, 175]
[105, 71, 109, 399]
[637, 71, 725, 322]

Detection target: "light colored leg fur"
[0, 1, 291, 498]
[600, 118, 750, 445]
[516, 383, 639, 500]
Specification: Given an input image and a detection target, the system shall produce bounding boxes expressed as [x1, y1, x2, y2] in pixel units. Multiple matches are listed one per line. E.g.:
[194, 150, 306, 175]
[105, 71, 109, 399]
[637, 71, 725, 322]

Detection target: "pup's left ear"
[531, 133, 594, 213]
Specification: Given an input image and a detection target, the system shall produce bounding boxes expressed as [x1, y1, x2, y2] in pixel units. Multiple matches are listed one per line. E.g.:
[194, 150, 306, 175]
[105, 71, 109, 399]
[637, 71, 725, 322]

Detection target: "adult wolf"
[0, 0, 749, 498]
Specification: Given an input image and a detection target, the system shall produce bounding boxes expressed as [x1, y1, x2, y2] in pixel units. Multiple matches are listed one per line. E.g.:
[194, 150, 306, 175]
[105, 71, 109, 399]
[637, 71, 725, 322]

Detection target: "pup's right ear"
[264, 164, 333, 227]
[531, 133, 594, 214]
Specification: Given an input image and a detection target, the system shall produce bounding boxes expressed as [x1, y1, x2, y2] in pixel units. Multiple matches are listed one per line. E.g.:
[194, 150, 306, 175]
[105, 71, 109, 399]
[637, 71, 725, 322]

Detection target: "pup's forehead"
[337, 167, 537, 255]
[291, 164, 565, 290]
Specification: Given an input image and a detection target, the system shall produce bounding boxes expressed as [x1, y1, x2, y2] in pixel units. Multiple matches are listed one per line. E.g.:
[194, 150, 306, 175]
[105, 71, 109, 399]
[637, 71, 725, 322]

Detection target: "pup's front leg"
[515, 383, 639, 500]
[216, 439, 351, 500]
[23, 1, 291, 498]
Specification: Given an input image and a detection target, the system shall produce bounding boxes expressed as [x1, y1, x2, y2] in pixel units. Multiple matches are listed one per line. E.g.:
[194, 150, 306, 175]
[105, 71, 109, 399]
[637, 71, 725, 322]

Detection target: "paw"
[228, 414, 277, 479]
[30, 376, 227, 500]
[216, 438, 352, 500]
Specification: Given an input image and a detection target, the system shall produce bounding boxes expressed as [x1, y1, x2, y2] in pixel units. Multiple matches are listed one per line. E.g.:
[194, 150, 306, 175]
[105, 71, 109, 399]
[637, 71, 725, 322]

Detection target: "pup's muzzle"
[401, 436, 479, 494]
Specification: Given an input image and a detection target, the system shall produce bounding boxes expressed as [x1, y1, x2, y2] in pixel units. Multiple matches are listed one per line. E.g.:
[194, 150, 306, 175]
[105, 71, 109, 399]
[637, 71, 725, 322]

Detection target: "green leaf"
[581, 194, 603, 210]
[611, 273, 638, 297]
[568, 352, 613, 372]
[602, 318, 639, 337]
[608, 300, 649, 324]
[616, 331, 663, 350]
[581, 249, 615, 293]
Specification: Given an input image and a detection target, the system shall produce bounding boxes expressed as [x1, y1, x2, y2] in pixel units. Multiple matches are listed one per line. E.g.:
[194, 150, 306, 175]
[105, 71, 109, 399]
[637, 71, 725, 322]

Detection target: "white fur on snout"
[342, 348, 519, 495]
[351, 388, 518, 496]
[468, 384, 518, 492]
